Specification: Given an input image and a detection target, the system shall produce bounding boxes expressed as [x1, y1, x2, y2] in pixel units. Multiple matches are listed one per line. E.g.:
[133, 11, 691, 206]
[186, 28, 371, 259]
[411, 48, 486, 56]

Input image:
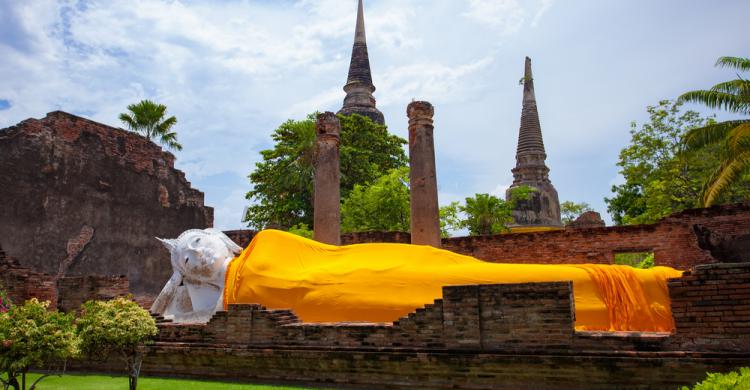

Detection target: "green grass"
[16, 373, 314, 390]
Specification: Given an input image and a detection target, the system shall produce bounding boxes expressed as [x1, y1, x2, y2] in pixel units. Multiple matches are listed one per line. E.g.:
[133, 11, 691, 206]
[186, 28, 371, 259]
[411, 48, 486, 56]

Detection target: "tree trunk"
[128, 352, 143, 390]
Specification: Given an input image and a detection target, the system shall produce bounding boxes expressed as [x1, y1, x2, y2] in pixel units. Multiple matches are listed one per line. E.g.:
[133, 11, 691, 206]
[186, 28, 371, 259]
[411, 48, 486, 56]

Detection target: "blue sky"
[0, 0, 748, 231]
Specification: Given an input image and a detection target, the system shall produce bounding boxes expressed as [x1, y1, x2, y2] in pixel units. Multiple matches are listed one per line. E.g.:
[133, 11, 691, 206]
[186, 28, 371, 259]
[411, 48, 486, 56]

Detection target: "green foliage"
[460, 193, 514, 235]
[287, 223, 313, 239]
[678, 56, 750, 206]
[76, 297, 157, 390]
[636, 253, 655, 269]
[0, 288, 11, 313]
[245, 113, 407, 230]
[119, 100, 182, 151]
[613, 252, 655, 269]
[681, 367, 750, 390]
[439, 202, 462, 238]
[0, 298, 78, 390]
[341, 167, 410, 233]
[606, 100, 750, 225]
[438, 187, 535, 236]
[560, 201, 593, 225]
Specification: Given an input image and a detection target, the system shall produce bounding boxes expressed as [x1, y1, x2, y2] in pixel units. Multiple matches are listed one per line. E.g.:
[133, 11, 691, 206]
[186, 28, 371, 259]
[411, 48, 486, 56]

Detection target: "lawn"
[14, 373, 315, 390]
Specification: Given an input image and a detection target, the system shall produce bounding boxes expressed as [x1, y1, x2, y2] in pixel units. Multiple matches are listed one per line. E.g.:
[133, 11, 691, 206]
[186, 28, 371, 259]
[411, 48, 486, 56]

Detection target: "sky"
[0, 0, 748, 231]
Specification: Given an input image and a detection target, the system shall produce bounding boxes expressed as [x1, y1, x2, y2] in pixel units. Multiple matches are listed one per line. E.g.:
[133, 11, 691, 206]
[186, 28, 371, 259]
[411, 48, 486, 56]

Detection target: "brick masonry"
[227, 202, 750, 270]
[70, 262, 750, 389]
[669, 262, 750, 352]
[0, 111, 213, 295]
[1, 242, 129, 311]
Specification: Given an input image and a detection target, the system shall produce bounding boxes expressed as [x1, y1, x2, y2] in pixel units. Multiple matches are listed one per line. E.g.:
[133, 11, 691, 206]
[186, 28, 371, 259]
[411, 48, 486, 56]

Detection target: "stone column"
[407, 101, 441, 248]
[313, 112, 341, 245]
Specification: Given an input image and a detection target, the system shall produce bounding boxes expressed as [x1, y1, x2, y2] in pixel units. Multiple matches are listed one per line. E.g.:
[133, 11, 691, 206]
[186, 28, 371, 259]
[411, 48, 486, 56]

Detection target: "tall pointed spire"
[338, 0, 385, 125]
[506, 57, 562, 227]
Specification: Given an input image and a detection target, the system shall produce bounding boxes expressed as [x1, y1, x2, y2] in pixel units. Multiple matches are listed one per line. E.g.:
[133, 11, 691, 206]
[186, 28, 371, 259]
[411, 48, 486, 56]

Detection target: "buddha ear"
[157, 237, 177, 253]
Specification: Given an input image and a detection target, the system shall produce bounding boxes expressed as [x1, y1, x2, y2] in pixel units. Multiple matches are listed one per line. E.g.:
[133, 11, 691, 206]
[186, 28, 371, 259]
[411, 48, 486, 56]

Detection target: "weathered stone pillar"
[313, 112, 341, 245]
[407, 101, 441, 248]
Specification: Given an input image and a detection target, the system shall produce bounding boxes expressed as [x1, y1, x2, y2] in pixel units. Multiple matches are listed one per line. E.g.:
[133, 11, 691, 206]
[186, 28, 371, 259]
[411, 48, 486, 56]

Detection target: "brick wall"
[0, 111, 213, 295]
[56, 275, 130, 312]
[440, 203, 750, 269]
[669, 262, 750, 352]
[228, 203, 750, 270]
[154, 263, 750, 354]
[75, 265, 750, 389]
[0, 244, 57, 307]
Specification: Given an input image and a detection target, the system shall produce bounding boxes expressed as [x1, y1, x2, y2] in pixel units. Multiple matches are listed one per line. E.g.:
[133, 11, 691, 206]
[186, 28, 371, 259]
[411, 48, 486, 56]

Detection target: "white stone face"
[150, 229, 242, 323]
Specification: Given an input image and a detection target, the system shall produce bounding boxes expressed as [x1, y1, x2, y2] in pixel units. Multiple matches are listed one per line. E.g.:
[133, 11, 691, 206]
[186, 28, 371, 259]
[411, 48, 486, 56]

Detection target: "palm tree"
[119, 100, 183, 151]
[678, 56, 750, 206]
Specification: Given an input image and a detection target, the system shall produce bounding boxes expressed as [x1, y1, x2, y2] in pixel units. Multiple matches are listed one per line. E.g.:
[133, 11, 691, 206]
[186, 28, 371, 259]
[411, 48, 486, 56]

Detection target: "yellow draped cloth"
[224, 230, 682, 332]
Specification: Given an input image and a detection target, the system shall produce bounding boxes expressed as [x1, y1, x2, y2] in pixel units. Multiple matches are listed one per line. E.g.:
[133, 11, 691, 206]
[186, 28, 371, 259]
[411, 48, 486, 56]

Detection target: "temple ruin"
[312, 112, 342, 245]
[337, 0, 385, 125]
[506, 57, 563, 227]
[0, 111, 213, 297]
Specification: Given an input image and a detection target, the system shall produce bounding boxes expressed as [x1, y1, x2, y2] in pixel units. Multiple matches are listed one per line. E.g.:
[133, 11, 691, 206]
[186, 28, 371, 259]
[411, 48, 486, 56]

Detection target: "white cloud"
[531, 0, 555, 28]
[464, 0, 526, 34]
[463, 0, 556, 33]
[378, 56, 494, 107]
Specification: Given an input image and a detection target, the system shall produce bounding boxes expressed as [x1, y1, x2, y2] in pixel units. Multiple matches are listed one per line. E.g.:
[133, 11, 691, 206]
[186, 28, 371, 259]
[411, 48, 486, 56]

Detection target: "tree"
[119, 100, 183, 151]
[560, 201, 593, 225]
[460, 193, 514, 235]
[678, 56, 750, 206]
[341, 167, 410, 233]
[76, 298, 157, 390]
[605, 100, 750, 225]
[439, 202, 462, 238]
[245, 113, 407, 230]
[0, 299, 78, 390]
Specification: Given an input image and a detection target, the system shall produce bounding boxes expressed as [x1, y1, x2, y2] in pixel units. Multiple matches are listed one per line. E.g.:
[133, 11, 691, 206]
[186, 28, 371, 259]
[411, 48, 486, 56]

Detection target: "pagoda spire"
[506, 57, 562, 227]
[338, 0, 385, 125]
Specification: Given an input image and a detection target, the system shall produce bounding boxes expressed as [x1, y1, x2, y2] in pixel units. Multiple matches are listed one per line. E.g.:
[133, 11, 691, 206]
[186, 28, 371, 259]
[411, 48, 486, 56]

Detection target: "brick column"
[313, 112, 341, 245]
[407, 101, 441, 248]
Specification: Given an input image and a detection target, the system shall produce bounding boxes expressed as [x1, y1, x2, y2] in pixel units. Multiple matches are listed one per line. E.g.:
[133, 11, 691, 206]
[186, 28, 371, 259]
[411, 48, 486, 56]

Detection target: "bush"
[0, 288, 11, 313]
[76, 297, 157, 390]
[0, 298, 78, 390]
[681, 368, 750, 390]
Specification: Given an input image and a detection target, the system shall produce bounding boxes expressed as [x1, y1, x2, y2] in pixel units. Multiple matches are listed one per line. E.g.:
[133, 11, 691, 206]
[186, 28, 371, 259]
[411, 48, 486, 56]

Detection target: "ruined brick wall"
[669, 262, 750, 352]
[0, 244, 57, 307]
[56, 275, 129, 312]
[0, 111, 213, 295]
[443, 202, 750, 269]
[224, 203, 749, 270]
[78, 267, 750, 389]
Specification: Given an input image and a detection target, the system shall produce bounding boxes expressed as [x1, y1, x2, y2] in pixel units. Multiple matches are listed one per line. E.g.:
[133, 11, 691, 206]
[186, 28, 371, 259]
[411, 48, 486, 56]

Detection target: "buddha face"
[158, 229, 242, 286]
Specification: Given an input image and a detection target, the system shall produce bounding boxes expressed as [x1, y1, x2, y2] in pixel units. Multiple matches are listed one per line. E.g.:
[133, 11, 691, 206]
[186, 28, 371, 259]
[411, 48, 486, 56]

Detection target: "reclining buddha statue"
[151, 229, 682, 331]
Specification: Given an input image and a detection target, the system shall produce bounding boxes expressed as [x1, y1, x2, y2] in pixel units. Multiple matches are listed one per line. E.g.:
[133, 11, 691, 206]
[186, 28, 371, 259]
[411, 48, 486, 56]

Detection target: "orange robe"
[224, 230, 682, 331]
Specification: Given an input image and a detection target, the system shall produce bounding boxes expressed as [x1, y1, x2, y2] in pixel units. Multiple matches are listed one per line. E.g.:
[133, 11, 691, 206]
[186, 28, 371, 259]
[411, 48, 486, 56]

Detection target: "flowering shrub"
[0, 288, 11, 313]
[681, 368, 750, 390]
[77, 297, 157, 390]
[0, 298, 78, 390]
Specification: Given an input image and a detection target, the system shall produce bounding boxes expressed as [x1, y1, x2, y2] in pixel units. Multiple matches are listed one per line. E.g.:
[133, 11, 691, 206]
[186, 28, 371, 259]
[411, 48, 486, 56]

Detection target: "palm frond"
[701, 152, 750, 206]
[155, 116, 177, 135]
[727, 123, 750, 153]
[683, 120, 750, 150]
[678, 90, 749, 115]
[119, 113, 137, 131]
[715, 56, 750, 72]
[160, 131, 182, 151]
[709, 79, 750, 96]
